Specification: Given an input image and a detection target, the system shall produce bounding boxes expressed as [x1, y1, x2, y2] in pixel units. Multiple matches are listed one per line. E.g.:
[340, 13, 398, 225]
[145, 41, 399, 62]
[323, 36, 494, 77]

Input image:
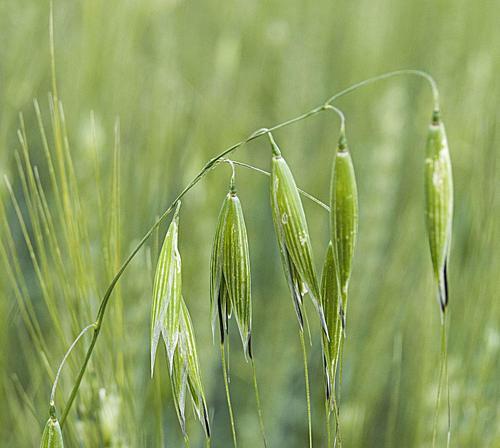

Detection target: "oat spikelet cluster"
[151, 202, 210, 436]
[210, 177, 252, 358]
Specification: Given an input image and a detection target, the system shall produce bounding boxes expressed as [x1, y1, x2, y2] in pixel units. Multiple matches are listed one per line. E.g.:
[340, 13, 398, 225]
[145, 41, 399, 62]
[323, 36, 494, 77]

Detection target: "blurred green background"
[0, 0, 498, 446]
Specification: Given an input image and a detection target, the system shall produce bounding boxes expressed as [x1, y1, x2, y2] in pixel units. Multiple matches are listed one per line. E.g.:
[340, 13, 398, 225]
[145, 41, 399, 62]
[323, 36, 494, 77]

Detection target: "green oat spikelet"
[40, 409, 64, 448]
[425, 110, 453, 313]
[151, 202, 182, 375]
[170, 350, 189, 434]
[211, 192, 230, 340]
[269, 133, 328, 337]
[330, 131, 358, 328]
[170, 300, 211, 437]
[211, 175, 252, 358]
[320, 242, 342, 409]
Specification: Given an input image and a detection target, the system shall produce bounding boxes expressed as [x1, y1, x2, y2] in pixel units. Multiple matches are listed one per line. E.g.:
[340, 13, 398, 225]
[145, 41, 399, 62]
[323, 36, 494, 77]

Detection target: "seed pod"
[211, 182, 252, 358]
[330, 132, 358, 324]
[269, 134, 328, 337]
[320, 242, 342, 409]
[151, 203, 182, 375]
[40, 416, 64, 448]
[425, 111, 453, 312]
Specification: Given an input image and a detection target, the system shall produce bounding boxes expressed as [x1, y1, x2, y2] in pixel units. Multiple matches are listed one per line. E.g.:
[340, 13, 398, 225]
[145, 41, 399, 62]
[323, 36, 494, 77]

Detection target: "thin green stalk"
[331, 391, 342, 447]
[326, 400, 332, 448]
[445, 317, 451, 448]
[432, 311, 451, 447]
[251, 358, 268, 448]
[58, 69, 441, 425]
[220, 343, 238, 447]
[299, 330, 313, 448]
[325, 69, 440, 112]
[334, 335, 345, 448]
[224, 160, 330, 212]
[50, 323, 95, 406]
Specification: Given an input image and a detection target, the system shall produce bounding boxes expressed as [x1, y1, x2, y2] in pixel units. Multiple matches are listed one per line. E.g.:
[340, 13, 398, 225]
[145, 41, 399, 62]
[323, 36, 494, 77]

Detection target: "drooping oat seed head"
[424, 110, 453, 313]
[330, 131, 358, 326]
[269, 133, 328, 338]
[210, 176, 252, 358]
[151, 202, 182, 375]
[320, 242, 342, 410]
[40, 411, 64, 448]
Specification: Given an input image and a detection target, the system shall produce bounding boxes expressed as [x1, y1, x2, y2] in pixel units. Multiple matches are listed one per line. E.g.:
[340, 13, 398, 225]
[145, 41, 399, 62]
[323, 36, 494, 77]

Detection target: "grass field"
[1, 1, 498, 446]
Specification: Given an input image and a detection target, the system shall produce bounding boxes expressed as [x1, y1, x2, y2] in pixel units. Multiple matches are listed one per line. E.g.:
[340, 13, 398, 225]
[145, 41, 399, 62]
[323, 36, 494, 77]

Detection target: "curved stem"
[225, 159, 236, 192]
[323, 105, 346, 135]
[50, 323, 96, 405]
[251, 359, 268, 448]
[299, 330, 313, 448]
[221, 343, 238, 447]
[325, 69, 440, 112]
[227, 160, 330, 212]
[59, 69, 441, 425]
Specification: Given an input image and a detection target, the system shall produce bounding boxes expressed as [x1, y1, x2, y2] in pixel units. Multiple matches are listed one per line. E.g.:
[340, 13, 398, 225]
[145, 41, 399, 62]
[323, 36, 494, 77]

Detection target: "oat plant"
[3, 26, 452, 444]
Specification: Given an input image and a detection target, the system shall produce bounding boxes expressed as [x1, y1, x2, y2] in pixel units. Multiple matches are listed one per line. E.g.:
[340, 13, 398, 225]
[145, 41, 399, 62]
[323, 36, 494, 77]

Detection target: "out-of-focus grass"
[0, 0, 498, 446]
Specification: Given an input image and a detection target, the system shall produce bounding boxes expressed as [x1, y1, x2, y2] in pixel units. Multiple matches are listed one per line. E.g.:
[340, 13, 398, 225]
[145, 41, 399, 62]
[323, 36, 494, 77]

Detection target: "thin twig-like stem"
[334, 335, 345, 448]
[445, 313, 451, 448]
[432, 311, 451, 448]
[220, 343, 238, 447]
[58, 69, 441, 426]
[299, 330, 313, 448]
[251, 358, 269, 448]
[326, 400, 332, 448]
[50, 323, 95, 406]
[226, 160, 330, 212]
[323, 105, 346, 135]
[325, 69, 440, 112]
